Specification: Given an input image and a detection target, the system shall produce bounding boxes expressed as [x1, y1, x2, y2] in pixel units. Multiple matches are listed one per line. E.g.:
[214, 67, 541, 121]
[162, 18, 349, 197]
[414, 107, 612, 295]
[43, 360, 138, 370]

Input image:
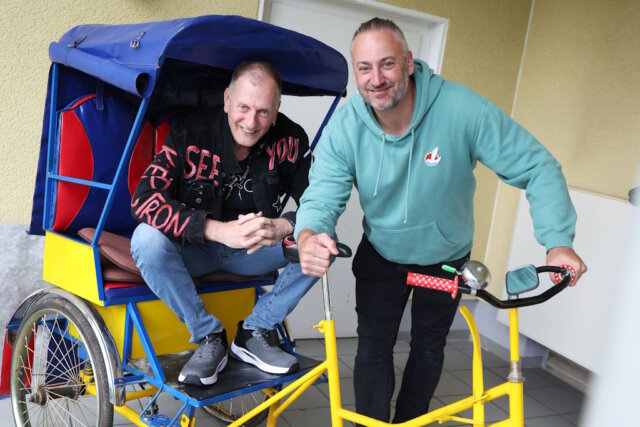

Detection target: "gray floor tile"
[525, 414, 577, 427]
[339, 353, 356, 372]
[449, 367, 506, 389]
[477, 350, 508, 369]
[285, 384, 330, 410]
[317, 376, 355, 406]
[294, 338, 326, 357]
[443, 349, 473, 370]
[392, 351, 409, 374]
[394, 339, 411, 353]
[434, 371, 472, 397]
[337, 356, 354, 377]
[525, 386, 584, 415]
[491, 389, 556, 419]
[521, 367, 568, 388]
[391, 373, 404, 402]
[336, 337, 359, 355]
[447, 338, 474, 351]
[562, 412, 581, 425]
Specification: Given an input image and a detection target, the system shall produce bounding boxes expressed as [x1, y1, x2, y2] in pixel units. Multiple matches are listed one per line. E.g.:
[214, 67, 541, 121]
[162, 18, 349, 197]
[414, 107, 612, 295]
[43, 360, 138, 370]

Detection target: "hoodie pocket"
[368, 222, 459, 264]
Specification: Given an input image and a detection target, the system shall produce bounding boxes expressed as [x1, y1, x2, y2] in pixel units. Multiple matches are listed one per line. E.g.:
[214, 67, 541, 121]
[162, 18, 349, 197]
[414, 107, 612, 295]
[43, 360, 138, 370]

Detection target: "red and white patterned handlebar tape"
[553, 264, 576, 285]
[407, 273, 458, 299]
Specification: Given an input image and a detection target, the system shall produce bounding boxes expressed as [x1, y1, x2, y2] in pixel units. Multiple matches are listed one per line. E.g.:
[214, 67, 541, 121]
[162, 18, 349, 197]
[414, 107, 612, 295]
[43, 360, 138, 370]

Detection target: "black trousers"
[351, 235, 468, 424]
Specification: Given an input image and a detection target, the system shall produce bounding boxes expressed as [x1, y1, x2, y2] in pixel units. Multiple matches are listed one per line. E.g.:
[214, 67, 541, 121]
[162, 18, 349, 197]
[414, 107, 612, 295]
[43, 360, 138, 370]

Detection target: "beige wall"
[0, 1, 260, 224]
[485, 0, 640, 289]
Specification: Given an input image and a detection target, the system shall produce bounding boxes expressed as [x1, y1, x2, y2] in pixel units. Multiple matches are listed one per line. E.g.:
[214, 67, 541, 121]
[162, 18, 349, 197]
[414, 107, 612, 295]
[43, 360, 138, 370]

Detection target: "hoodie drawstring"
[404, 128, 415, 224]
[372, 130, 414, 224]
[373, 133, 386, 197]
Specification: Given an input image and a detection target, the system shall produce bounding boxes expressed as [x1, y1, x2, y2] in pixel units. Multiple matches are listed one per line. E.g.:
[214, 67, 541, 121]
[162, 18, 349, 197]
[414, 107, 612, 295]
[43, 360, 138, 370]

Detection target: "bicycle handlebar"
[407, 265, 572, 309]
[282, 235, 352, 263]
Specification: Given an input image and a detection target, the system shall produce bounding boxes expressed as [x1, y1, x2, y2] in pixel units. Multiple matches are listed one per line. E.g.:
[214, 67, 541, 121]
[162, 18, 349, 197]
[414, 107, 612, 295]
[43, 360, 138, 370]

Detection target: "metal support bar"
[93, 96, 150, 245]
[123, 302, 166, 383]
[43, 63, 59, 231]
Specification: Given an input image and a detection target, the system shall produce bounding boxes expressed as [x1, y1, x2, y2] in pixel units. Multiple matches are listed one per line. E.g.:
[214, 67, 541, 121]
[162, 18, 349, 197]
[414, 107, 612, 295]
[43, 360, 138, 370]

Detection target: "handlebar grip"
[552, 264, 576, 286]
[283, 235, 300, 263]
[407, 273, 458, 299]
[282, 235, 352, 263]
[336, 242, 352, 258]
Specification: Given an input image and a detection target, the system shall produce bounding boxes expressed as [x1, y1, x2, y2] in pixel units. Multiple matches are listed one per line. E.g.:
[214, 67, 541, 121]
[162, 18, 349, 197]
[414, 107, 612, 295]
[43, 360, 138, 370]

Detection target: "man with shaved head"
[295, 18, 587, 423]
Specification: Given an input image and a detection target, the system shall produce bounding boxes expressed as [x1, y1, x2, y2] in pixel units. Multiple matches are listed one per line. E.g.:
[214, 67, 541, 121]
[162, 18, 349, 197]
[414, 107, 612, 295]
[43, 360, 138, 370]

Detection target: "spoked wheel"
[203, 389, 272, 426]
[10, 296, 113, 426]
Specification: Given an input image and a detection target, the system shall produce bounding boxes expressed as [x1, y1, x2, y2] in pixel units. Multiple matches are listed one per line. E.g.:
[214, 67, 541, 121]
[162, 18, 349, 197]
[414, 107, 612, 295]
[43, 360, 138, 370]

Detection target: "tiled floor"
[0, 336, 585, 426]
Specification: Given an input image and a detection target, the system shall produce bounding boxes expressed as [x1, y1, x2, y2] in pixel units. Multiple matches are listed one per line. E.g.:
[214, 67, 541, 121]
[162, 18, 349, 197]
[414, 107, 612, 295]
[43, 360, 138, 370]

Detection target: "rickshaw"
[0, 13, 575, 427]
[0, 15, 348, 426]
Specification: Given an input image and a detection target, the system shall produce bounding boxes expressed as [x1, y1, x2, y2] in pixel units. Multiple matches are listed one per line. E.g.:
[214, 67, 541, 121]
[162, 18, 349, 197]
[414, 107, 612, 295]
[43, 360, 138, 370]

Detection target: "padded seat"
[78, 227, 277, 302]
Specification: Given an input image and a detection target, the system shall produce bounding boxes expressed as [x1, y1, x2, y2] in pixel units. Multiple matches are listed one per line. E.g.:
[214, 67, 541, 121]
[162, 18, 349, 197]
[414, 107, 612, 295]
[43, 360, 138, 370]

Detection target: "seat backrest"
[51, 94, 153, 233]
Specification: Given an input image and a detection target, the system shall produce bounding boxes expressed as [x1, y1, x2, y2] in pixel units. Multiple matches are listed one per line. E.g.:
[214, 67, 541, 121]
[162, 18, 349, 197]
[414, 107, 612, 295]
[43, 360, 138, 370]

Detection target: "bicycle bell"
[459, 261, 491, 290]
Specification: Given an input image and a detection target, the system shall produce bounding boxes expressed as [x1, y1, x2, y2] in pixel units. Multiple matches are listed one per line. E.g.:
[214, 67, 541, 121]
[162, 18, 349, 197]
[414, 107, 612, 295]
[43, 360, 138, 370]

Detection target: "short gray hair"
[229, 61, 282, 96]
[352, 17, 409, 55]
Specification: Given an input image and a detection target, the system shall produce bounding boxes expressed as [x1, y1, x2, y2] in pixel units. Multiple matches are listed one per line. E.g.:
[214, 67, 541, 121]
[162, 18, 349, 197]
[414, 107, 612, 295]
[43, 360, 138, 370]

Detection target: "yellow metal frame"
[43, 231, 102, 304]
[43, 229, 256, 358]
[43, 229, 525, 426]
[93, 288, 255, 359]
[223, 306, 526, 427]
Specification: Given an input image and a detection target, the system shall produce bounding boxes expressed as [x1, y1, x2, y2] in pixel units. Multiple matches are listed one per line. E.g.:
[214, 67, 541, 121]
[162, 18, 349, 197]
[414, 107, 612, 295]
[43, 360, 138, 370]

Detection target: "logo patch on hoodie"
[424, 147, 441, 167]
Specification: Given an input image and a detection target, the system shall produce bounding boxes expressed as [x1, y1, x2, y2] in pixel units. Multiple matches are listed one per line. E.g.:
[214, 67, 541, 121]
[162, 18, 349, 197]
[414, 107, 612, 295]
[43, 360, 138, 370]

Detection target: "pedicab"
[0, 15, 348, 426]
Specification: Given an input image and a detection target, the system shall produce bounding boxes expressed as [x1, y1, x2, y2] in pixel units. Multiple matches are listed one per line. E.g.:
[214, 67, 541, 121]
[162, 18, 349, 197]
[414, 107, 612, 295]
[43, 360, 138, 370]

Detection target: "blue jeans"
[351, 235, 468, 424]
[130, 222, 319, 343]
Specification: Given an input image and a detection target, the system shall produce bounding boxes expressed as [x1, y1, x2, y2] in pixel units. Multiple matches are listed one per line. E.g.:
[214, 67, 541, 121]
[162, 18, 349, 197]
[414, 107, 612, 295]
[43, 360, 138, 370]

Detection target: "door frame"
[259, 0, 449, 74]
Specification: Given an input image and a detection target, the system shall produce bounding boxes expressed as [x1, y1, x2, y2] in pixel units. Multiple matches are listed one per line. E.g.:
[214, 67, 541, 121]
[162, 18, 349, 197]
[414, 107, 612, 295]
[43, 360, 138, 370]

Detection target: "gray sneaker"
[178, 330, 228, 386]
[230, 321, 299, 374]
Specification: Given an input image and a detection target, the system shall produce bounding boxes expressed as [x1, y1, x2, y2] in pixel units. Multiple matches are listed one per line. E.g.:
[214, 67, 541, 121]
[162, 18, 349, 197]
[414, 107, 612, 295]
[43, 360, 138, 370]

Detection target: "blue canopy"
[49, 15, 348, 98]
[29, 15, 349, 235]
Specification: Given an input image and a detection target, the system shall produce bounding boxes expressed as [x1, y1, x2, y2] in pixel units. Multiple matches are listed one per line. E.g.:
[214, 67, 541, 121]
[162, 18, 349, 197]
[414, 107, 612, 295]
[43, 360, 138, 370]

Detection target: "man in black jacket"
[130, 61, 314, 386]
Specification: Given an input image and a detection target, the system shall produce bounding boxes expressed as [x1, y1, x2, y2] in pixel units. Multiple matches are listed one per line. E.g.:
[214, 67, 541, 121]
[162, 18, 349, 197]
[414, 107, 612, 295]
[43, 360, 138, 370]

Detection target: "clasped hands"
[204, 212, 293, 254]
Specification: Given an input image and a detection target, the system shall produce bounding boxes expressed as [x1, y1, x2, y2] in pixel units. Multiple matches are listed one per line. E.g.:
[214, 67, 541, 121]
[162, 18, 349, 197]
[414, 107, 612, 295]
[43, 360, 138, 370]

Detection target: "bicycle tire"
[10, 295, 114, 426]
[203, 390, 270, 426]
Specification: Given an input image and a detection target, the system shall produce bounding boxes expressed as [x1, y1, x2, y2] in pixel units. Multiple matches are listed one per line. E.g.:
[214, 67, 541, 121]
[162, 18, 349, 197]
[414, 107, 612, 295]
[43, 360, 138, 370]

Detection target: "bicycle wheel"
[10, 295, 114, 426]
[203, 389, 270, 426]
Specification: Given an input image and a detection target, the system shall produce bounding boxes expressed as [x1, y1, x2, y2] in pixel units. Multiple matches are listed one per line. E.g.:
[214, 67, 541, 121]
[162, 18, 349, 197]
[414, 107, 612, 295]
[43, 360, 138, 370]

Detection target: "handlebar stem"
[322, 270, 333, 321]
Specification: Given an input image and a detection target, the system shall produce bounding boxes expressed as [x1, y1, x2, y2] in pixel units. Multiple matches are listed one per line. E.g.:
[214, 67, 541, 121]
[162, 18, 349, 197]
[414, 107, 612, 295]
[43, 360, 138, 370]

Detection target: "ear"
[223, 87, 230, 113]
[406, 51, 415, 76]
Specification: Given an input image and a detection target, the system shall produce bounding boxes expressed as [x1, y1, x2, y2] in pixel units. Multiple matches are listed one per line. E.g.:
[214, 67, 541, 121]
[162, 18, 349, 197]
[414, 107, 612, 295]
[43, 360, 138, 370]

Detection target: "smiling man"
[130, 61, 317, 386]
[295, 18, 586, 423]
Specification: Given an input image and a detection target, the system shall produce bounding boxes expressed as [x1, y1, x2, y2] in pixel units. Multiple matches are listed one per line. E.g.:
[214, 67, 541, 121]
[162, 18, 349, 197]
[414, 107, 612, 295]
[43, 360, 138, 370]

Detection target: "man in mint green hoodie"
[294, 18, 587, 423]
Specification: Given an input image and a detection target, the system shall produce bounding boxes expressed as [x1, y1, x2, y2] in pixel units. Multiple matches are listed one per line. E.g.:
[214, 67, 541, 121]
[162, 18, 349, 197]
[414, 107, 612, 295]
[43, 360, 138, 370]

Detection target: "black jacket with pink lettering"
[131, 107, 310, 244]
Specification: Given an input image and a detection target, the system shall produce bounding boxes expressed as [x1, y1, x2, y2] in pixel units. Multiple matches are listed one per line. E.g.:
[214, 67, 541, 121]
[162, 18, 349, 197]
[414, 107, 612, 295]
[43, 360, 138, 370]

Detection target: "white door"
[260, 0, 448, 337]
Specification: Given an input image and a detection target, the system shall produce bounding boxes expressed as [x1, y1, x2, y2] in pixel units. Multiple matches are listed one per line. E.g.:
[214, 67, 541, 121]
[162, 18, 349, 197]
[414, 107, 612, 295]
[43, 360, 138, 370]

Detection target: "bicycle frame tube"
[507, 308, 524, 426]
[227, 275, 529, 426]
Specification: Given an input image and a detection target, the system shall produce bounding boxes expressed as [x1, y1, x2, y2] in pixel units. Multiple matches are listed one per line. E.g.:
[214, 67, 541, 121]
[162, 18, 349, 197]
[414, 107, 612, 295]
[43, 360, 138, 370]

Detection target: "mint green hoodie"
[295, 59, 575, 265]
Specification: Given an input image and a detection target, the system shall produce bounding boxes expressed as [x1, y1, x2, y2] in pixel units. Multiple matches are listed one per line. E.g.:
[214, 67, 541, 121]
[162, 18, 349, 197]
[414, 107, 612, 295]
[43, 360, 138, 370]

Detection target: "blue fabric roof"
[49, 15, 348, 98]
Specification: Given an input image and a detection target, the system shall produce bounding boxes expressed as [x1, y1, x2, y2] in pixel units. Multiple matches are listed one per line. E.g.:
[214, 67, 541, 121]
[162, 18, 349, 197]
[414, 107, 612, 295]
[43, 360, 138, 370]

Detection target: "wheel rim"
[11, 308, 104, 426]
[203, 390, 270, 425]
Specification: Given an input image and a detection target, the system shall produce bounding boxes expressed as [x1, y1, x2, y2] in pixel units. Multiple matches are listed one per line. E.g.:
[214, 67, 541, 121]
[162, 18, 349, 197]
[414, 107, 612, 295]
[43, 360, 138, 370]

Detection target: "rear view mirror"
[506, 265, 539, 296]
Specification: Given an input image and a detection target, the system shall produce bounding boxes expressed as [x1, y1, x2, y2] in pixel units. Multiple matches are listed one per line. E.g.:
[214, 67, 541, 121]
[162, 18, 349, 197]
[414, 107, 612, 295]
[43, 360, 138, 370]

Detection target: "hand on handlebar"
[546, 246, 587, 286]
[297, 230, 339, 277]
